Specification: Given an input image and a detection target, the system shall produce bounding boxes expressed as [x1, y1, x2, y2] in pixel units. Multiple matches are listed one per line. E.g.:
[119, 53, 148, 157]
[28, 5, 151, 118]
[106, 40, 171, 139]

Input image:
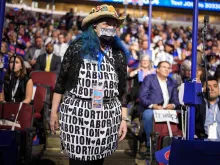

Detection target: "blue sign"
[92, 0, 220, 11]
[155, 145, 171, 165]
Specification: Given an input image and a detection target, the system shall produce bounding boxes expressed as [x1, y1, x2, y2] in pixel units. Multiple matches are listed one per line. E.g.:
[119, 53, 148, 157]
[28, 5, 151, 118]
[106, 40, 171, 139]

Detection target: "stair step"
[46, 136, 138, 151]
[37, 150, 136, 165]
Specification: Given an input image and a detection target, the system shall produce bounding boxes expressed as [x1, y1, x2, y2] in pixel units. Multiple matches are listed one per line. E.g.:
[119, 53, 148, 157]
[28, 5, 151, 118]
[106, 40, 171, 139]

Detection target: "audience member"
[129, 54, 155, 101]
[24, 36, 46, 69]
[53, 33, 68, 61]
[196, 76, 220, 139]
[35, 42, 61, 75]
[139, 61, 179, 147]
[2, 55, 33, 103]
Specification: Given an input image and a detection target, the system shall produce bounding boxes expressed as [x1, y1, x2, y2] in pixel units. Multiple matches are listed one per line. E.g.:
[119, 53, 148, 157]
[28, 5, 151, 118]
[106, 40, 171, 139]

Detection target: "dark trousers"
[69, 158, 105, 165]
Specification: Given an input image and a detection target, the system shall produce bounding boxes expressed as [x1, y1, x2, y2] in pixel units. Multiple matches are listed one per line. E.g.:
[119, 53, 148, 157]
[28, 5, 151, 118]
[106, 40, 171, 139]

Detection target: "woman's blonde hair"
[139, 54, 153, 70]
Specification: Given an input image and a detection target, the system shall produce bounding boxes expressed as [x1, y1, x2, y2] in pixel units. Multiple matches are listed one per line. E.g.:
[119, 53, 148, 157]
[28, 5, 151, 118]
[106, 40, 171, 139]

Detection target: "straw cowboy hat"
[81, 4, 125, 30]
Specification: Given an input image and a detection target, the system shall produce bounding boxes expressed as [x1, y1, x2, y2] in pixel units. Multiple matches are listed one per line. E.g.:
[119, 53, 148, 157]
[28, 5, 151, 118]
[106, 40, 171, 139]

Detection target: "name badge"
[92, 82, 103, 111]
[208, 123, 217, 140]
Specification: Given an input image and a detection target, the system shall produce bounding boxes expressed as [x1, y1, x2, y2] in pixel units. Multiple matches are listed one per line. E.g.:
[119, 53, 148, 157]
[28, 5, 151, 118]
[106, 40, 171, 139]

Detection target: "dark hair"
[207, 76, 218, 83]
[35, 36, 42, 40]
[202, 76, 218, 87]
[214, 65, 220, 79]
[5, 55, 27, 80]
[120, 33, 130, 42]
[157, 61, 171, 68]
[58, 33, 64, 37]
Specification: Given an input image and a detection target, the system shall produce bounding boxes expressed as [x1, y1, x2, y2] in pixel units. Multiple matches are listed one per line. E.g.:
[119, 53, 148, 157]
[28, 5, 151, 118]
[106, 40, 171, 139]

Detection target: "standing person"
[50, 4, 128, 165]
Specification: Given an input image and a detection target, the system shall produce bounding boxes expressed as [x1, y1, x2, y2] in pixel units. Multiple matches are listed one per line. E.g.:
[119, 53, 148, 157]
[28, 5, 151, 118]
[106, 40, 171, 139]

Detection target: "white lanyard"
[11, 79, 20, 102]
[213, 106, 218, 122]
[11, 102, 23, 131]
[209, 104, 218, 123]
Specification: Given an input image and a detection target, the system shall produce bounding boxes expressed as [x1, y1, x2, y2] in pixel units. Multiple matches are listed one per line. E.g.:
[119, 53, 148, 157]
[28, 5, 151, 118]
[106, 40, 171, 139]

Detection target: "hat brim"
[81, 11, 125, 30]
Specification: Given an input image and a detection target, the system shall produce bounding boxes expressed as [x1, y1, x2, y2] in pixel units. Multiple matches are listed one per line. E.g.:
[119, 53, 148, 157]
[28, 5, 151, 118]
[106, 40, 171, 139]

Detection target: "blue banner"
[155, 145, 171, 165]
[91, 0, 220, 11]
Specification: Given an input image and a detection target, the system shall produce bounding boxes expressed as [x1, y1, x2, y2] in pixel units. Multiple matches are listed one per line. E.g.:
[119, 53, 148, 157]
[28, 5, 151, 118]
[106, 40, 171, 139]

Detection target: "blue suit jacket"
[139, 74, 179, 110]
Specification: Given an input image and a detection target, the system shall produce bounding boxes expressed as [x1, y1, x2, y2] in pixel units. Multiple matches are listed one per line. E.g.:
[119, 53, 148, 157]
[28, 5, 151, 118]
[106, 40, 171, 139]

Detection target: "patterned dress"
[59, 48, 122, 161]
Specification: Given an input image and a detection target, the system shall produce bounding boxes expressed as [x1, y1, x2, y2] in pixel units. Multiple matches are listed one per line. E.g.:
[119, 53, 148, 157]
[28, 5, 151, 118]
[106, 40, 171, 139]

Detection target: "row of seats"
[0, 71, 57, 165]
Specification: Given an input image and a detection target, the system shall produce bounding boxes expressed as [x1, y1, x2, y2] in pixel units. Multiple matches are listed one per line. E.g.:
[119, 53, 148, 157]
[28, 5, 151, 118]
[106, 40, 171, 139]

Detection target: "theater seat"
[0, 103, 34, 164]
[172, 64, 179, 73]
[0, 103, 34, 130]
[33, 85, 49, 120]
[30, 71, 57, 95]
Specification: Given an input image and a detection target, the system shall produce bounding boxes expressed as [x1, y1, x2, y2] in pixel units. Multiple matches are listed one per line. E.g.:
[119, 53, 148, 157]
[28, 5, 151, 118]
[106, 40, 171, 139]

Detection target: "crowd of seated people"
[0, 7, 220, 154]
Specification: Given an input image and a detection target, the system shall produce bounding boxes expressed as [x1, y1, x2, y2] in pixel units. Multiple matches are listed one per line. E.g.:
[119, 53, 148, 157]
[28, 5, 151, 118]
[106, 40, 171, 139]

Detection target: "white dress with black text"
[59, 49, 122, 161]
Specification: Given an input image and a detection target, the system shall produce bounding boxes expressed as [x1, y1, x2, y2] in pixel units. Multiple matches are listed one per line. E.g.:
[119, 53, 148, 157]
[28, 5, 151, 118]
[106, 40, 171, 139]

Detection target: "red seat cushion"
[1, 103, 33, 129]
[34, 113, 42, 119]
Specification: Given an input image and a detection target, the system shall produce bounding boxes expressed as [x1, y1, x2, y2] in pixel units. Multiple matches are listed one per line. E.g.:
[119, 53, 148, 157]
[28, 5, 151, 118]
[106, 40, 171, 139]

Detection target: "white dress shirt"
[53, 43, 68, 61]
[157, 76, 170, 108]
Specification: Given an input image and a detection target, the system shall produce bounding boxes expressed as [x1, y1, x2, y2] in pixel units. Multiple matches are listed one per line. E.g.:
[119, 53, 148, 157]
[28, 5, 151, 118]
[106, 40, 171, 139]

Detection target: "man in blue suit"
[139, 61, 180, 147]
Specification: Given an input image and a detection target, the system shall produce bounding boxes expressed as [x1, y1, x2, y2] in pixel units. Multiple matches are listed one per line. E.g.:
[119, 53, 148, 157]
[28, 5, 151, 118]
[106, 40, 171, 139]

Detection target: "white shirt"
[53, 43, 68, 61]
[33, 49, 42, 60]
[157, 76, 170, 108]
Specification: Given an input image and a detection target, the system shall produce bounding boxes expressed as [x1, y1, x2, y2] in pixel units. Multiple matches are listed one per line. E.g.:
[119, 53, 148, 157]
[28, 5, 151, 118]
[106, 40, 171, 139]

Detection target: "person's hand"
[50, 112, 59, 134]
[30, 59, 36, 65]
[164, 104, 175, 110]
[118, 120, 127, 141]
[17, 39, 22, 44]
[26, 41, 32, 48]
[153, 104, 163, 110]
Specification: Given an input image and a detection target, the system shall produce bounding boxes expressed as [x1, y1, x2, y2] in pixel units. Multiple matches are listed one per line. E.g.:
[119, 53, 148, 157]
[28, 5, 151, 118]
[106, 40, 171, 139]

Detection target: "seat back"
[153, 112, 182, 150]
[153, 111, 182, 135]
[33, 85, 49, 115]
[0, 103, 34, 129]
[172, 64, 179, 73]
[30, 71, 57, 92]
[0, 103, 4, 119]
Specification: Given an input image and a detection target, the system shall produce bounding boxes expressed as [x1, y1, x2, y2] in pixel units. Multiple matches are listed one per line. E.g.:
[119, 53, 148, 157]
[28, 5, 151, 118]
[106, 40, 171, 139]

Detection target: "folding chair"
[33, 85, 50, 121]
[0, 103, 34, 165]
[32, 85, 51, 146]
[150, 111, 182, 164]
[30, 71, 56, 132]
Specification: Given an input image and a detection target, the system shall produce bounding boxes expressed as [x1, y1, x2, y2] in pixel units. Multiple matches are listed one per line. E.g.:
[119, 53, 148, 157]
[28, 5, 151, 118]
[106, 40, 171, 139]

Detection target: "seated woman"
[2, 55, 33, 103]
[129, 54, 155, 102]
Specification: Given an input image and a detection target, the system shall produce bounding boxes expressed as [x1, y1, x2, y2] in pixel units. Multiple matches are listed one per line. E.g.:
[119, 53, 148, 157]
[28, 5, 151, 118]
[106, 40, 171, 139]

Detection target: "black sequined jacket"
[54, 37, 127, 107]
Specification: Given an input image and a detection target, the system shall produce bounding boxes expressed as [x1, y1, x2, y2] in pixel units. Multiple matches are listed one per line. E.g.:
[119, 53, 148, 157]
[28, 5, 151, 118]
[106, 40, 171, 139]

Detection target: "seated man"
[35, 42, 61, 76]
[139, 61, 180, 147]
[172, 59, 191, 88]
[24, 36, 46, 69]
[196, 76, 220, 139]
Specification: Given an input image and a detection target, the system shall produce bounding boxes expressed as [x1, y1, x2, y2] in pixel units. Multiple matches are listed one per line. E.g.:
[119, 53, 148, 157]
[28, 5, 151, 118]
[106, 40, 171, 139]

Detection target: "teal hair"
[80, 25, 100, 60]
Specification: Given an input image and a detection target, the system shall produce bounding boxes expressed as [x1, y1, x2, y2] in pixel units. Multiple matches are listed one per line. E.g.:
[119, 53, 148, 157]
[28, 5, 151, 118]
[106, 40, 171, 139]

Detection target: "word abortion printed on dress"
[60, 101, 121, 119]
[60, 113, 121, 131]
[59, 101, 122, 160]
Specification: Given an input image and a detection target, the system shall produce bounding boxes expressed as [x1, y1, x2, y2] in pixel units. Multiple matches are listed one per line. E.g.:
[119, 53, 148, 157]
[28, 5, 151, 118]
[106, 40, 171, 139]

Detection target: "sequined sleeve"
[119, 51, 128, 107]
[54, 44, 75, 94]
